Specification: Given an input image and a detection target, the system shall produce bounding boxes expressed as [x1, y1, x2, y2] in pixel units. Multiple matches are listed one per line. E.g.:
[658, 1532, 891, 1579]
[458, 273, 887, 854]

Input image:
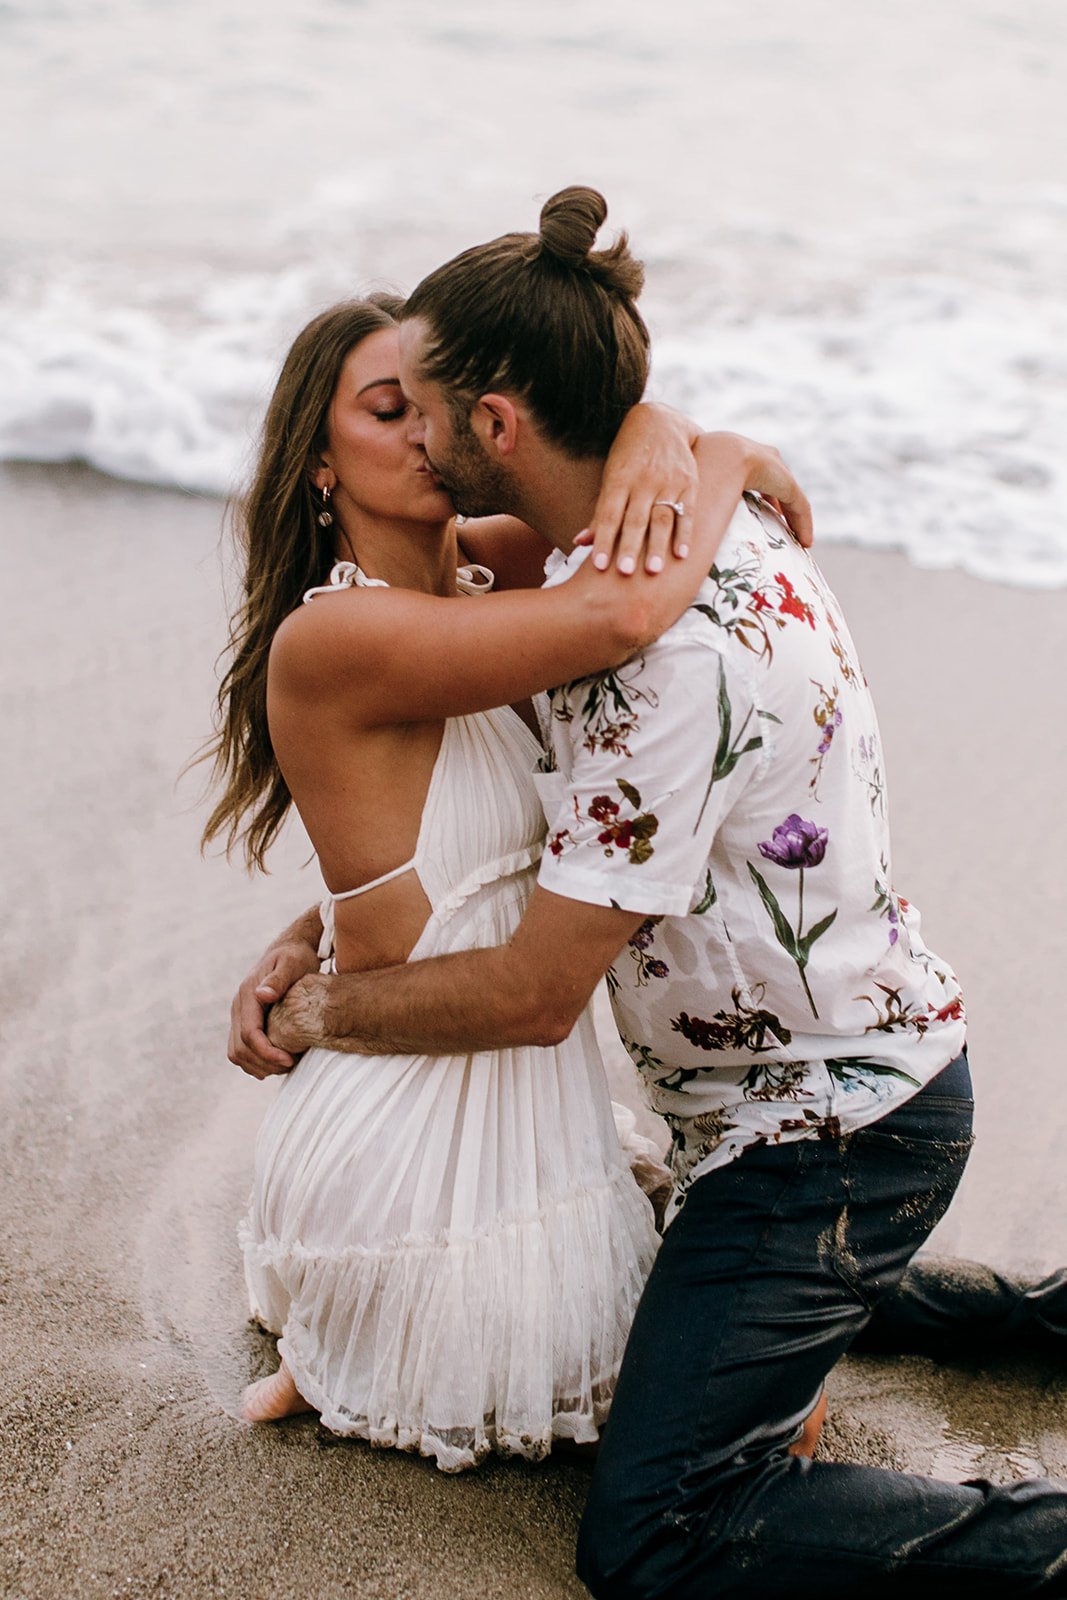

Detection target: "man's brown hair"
[403, 186, 650, 458]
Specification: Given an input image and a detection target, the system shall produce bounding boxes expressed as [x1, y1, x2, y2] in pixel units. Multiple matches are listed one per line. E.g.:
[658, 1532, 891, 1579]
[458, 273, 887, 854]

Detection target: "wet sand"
[1, 461, 1064, 1599]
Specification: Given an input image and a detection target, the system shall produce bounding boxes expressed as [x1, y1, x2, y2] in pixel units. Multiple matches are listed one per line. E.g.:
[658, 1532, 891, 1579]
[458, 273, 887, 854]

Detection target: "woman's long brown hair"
[200, 295, 404, 871]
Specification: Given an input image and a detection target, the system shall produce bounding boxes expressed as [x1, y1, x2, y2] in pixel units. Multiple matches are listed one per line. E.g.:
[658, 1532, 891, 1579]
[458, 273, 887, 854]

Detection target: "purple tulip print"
[758, 814, 829, 870]
[748, 815, 838, 1019]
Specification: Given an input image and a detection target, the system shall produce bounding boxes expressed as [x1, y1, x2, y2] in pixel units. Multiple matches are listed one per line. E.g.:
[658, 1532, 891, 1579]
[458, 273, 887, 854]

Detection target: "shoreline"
[2, 462, 1065, 1599]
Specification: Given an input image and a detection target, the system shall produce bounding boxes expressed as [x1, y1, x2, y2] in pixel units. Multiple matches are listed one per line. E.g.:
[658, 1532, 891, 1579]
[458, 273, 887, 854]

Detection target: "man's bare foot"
[790, 1390, 828, 1458]
[241, 1360, 314, 1423]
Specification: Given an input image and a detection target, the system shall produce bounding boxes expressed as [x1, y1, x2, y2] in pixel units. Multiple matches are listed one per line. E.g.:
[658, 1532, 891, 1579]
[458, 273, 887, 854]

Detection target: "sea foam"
[2, 263, 1063, 588]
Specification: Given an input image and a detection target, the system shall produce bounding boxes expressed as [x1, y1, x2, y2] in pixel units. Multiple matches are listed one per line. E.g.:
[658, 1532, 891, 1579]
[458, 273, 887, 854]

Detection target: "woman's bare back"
[271, 705, 444, 972]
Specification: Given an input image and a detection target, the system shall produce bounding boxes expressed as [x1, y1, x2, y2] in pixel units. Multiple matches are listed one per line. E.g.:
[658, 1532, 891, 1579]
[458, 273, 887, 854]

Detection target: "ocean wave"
[1, 267, 1064, 587]
[651, 273, 1067, 588]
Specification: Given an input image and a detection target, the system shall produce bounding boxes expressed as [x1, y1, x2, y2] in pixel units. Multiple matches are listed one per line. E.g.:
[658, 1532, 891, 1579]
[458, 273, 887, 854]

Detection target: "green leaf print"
[798, 909, 838, 961]
[618, 777, 643, 810]
[695, 658, 769, 829]
[627, 818, 658, 865]
[557, 662, 660, 757]
[692, 869, 717, 914]
[748, 853, 837, 1022]
[825, 1057, 922, 1091]
[747, 863, 803, 964]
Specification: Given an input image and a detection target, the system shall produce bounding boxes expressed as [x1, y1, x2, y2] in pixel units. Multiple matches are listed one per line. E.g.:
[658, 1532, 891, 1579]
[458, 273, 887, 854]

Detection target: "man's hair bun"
[535, 185, 644, 299]
[538, 186, 608, 267]
[403, 183, 650, 457]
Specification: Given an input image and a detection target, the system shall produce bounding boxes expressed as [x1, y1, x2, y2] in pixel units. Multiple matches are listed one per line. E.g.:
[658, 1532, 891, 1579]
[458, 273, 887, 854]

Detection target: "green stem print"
[695, 657, 780, 830]
[748, 814, 838, 1020]
[795, 869, 818, 1017]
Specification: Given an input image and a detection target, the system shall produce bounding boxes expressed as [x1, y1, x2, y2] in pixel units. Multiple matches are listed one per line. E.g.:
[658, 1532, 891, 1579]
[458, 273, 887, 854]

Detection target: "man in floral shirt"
[232, 192, 1067, 1596]
[534, 493, 967, 1224]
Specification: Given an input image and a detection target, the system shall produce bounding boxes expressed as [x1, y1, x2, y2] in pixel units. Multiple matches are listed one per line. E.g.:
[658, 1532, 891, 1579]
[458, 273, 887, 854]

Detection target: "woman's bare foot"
[241, 1359, 314, 1423]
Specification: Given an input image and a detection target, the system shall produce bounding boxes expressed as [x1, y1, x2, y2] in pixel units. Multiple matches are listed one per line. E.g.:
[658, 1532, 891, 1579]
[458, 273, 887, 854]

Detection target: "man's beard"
[430, 406, 516, 518]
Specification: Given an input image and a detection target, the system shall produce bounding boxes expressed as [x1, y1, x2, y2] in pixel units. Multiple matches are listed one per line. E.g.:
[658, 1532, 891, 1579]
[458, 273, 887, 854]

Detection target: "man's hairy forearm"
[269, 943, 568, 1058]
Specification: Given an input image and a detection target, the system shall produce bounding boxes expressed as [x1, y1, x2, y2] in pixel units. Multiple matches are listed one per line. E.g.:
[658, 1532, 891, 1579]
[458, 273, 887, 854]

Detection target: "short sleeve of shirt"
[536, 622, 764, 916]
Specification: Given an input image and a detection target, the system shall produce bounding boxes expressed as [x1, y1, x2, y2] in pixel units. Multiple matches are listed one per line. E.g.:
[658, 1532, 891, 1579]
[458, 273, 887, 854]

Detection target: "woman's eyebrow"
[356, 376, 402, 396]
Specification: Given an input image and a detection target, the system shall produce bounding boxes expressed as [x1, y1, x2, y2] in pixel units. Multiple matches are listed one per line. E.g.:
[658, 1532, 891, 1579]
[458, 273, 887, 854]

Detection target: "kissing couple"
[210, 187, 1067, 1596]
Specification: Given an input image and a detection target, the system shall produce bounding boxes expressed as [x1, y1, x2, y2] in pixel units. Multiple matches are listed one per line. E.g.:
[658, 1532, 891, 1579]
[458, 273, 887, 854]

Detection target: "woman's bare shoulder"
[269, 584, 402, 693]
[457, 515, 552, 591]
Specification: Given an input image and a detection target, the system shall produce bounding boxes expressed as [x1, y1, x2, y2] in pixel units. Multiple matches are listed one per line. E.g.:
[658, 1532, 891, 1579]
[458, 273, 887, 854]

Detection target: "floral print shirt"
[535, 495, 966, 1219]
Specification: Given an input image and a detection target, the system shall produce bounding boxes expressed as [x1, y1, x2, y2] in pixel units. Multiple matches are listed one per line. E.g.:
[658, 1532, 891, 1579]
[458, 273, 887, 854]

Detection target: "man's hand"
[228, 915, 323, 1080]
[242, 888, 645, 1060]
[266, 974, 331, 1056]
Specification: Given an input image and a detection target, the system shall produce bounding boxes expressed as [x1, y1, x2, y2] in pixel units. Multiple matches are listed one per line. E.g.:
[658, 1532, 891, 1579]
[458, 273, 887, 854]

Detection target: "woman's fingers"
[614, 490, 662, 574]
[578, 486, 697, 574]
[641, 502, 681, 572]
[583, 402, 701, 572]
[739, 440, 814, 549]
[579, 477, 633, 569]
[760, 482, 813, 548]
[778, 484, 814, 548]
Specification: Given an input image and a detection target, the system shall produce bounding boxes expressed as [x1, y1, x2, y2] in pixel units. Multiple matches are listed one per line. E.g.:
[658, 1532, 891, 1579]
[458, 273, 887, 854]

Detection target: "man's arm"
[265, 889, 645, 1058]
[228, 903, 323, 1078]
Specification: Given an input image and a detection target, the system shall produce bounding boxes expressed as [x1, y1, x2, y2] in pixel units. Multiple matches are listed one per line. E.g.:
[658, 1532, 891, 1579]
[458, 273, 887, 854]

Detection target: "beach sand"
[1, 461, 1064, 1599]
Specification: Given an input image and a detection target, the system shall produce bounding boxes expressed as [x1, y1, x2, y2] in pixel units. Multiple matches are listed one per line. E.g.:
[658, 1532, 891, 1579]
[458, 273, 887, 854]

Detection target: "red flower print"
[599, 820, 636, 850]
[583, 783, 659, 865]
[774, 572, 816, 628]
[773, 572, 816, 628]
[589, 795, 620, 824]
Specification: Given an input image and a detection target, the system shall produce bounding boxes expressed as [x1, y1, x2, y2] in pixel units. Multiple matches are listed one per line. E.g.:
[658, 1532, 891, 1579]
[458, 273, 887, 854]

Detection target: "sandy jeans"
[578, 1053, 1067, 1598]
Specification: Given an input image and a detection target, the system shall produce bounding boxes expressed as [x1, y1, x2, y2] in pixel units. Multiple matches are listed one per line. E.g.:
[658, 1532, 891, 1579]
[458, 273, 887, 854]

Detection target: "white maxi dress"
[240, 563, 660, 1472]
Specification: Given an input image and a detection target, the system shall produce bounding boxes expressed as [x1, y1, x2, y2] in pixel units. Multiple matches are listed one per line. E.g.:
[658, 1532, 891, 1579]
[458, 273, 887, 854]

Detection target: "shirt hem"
[537, 859, 697, 917]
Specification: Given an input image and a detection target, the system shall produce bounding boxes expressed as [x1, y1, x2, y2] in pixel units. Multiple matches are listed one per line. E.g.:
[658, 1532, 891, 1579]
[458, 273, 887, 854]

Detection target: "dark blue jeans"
[578, 1054, 1067, 1597]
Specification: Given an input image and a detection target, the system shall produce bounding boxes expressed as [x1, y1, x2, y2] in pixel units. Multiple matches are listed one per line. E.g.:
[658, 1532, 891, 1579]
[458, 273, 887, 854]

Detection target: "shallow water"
[1, 0, 1065, 582]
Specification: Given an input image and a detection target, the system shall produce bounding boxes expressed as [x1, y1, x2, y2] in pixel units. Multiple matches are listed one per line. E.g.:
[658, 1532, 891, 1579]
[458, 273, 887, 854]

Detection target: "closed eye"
[374, 406, 409, 422]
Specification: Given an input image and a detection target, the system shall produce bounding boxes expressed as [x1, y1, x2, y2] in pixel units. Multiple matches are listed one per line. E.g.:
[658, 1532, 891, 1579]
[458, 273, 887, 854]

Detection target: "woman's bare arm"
[268, 431, 785, 730]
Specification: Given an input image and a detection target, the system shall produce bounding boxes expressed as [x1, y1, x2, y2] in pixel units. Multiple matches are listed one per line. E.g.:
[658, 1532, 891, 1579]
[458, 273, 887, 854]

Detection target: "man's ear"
[470, 393, 520, 459]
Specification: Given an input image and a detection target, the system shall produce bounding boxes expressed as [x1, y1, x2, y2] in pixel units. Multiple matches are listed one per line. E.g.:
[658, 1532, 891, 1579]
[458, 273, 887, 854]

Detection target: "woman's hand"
[577, 403, 699, 575]
[578, 420, 813, 573]
[717, 432, 813, 549]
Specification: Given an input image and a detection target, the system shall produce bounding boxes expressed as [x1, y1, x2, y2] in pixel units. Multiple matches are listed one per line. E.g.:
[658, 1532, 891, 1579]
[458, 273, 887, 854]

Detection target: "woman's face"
[317, 328, 453, 526]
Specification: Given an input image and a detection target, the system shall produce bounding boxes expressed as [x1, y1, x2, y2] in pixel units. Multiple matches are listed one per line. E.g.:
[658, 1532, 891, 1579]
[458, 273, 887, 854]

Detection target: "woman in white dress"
[204, 258, 803, 1467]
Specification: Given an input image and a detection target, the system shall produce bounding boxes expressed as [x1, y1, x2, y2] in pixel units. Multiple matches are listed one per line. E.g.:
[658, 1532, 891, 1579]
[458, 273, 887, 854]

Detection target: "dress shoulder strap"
[326, 857, 419, 902]
[303, 559, 495, 605]
[303, 560, 388, 603]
